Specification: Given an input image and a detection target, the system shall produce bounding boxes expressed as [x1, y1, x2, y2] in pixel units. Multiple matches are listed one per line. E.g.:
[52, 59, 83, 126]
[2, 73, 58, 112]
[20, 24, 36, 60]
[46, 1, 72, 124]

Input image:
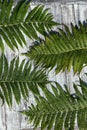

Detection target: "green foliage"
[0, 54, 49, 107]
[22, 81, 87, 130]
[27, 21, 87, 74]
[1, 1, 87, 129]
[0, 0, 57, 51]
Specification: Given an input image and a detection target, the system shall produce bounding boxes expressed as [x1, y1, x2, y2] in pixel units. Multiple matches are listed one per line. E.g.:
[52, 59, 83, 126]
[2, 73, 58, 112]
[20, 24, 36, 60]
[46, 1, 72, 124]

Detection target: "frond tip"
[22, 81, 87, 130]
[26, 21, 87, 74]
[0, 55, 48, 107]
[0, 0, 57, 51]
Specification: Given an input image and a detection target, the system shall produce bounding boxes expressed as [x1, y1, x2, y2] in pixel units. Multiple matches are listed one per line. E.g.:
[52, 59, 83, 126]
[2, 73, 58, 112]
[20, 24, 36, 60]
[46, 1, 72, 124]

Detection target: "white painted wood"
[0, 1, 87, 130]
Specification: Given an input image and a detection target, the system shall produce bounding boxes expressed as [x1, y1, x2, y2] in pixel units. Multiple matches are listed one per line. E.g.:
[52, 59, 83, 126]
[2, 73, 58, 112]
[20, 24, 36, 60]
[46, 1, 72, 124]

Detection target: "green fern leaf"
[0, 54, 48, 107]
[22, 81, 87, 130]
[0, 0, 57, 51]
[26, 21, 87, 74]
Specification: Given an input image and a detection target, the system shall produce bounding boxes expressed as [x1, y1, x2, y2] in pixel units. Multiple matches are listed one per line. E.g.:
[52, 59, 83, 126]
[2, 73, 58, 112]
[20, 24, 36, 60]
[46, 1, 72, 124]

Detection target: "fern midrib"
[32, 105, 87, 116]
[0, 81, 48, 83]
[31, 47, 87, 55]
[0, 21, 52, 28]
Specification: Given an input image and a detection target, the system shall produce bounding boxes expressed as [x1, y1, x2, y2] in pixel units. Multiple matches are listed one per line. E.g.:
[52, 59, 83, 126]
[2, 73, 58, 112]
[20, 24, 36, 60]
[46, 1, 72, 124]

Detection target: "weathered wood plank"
[0, 1, 87, 130]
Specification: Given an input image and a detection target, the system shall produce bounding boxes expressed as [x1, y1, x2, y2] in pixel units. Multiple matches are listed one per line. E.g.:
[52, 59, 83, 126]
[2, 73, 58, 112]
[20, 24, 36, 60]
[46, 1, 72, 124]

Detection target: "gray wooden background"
[0, 0, 87, 130]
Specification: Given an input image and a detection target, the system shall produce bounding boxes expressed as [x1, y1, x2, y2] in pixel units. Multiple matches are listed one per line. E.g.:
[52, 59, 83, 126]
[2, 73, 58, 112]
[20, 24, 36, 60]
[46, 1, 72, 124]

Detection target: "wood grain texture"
[0, 1, 87, 130]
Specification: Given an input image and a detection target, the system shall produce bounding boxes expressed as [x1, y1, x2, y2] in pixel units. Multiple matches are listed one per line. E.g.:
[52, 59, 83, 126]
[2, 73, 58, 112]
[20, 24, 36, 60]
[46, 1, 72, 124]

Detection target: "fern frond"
[22, 81, 87, 130]
[0, 54, 48, 107]
[26, 21, 87, 74]
[0, 0, 57, 51]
